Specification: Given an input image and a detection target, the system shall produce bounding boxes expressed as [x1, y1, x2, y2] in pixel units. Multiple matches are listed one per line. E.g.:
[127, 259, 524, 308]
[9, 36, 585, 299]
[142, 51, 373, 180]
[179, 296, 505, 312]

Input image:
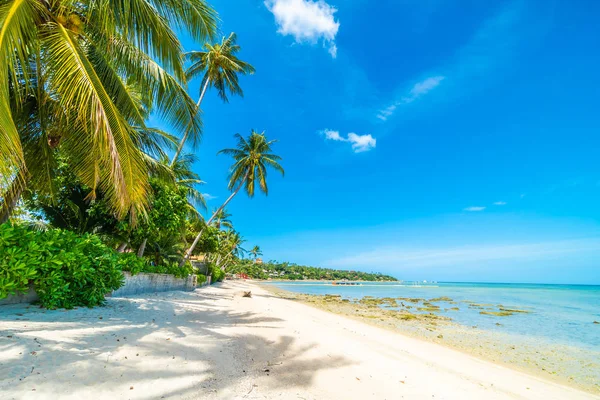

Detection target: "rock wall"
[1, 273, 211, 306]
[110, 272, 199, 297]
[0, 284, 39, 306]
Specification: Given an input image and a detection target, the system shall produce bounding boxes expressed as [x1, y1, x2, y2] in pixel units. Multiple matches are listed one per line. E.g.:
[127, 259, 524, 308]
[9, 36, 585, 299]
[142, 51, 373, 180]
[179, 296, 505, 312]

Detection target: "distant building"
[255, 258, 263, 264]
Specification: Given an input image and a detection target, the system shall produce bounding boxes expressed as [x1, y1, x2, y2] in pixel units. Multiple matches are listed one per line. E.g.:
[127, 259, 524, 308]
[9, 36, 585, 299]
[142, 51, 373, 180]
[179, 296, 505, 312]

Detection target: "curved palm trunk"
[170, 79, 210, 167]
[117, 242, 128, 252]
[217, 249, 236, 271]
[180, 172, 248, 267]
[137, 238, 147, 257]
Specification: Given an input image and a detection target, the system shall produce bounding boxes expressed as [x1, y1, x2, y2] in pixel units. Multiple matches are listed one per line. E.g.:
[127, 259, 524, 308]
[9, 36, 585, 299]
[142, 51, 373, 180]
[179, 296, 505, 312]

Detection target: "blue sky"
[154, 0, 600, 284]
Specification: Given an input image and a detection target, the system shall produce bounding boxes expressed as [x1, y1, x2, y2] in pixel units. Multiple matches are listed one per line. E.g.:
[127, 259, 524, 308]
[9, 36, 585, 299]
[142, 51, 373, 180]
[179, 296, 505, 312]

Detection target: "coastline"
[258, 281, 600, 395]
[1, 280, 598, 399]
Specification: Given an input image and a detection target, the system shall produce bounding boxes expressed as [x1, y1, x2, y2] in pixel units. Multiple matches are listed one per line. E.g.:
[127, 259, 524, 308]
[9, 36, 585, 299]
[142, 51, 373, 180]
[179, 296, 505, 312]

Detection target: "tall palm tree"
[180, 130, 284, 266]
[212, 208, 233, 230]
[216, 230, 246, 270]
[171, 33, 255, 166]
[0, 0, 217, 223]
[249, 245, 262, 260]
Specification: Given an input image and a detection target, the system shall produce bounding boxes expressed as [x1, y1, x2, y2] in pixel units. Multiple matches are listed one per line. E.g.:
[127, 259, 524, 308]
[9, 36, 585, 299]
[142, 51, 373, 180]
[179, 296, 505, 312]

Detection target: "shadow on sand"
[0, 286, 352, 399]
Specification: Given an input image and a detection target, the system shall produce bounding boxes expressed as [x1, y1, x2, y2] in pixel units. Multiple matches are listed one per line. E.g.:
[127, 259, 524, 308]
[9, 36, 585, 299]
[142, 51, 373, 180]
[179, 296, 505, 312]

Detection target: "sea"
[264, 281, 600, 353]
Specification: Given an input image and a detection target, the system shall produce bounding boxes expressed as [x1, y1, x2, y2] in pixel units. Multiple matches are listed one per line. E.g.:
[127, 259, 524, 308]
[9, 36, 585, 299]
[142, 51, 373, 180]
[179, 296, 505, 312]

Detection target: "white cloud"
[203, 193, 217, 201]
[377, 76, 445, 121]
[493, 201, 507, 206]
[265, 0, 340, 58]
[464, 206, 486, 212]
[322, 129, 345, 141]
[320, 129, 376, 153]
[409, 76, 445, 97]
[347, 132, 376, 153]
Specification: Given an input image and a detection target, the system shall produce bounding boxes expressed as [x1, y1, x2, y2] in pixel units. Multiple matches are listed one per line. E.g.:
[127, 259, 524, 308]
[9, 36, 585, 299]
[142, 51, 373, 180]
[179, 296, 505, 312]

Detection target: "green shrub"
[0, 226, 38, 299]
[117, 254, 193, 279]
[117, 252, 150, 275]
[207, 263, 224, 283]
[0, 224, 124, 309]
[197, 274, 207, 285]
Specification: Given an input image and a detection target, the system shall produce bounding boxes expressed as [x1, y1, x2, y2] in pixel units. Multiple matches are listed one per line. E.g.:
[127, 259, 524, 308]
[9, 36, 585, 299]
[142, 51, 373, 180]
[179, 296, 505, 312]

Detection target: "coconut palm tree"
[215, 230, 246, 270]
[168, 153, 207, 214]
[180, 130, 284, 266]
[0, 0, 217, 223]
[212, 208, 233, 230]
[171, 33, 255, 166]
[249, 245, 262, 260]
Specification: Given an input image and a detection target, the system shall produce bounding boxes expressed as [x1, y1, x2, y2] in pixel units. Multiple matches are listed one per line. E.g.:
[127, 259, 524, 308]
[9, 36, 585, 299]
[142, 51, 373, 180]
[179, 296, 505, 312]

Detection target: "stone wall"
[1, 273, 211, 306]
[0, 284, 39, 306]
[110, 272, 199, 297]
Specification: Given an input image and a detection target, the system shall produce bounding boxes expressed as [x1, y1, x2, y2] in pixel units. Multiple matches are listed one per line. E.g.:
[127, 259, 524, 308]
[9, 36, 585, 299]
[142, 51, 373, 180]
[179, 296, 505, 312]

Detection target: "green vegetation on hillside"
[228, 260, 397, 281]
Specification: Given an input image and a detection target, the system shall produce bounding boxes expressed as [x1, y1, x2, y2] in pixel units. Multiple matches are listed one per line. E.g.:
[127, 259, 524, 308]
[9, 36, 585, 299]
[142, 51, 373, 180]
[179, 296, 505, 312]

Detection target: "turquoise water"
[265, 281, 600, 351]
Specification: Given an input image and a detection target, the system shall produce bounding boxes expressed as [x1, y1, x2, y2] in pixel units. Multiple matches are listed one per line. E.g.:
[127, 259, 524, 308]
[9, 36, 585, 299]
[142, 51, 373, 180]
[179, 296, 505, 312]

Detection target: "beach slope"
[0, 281, 597, 399]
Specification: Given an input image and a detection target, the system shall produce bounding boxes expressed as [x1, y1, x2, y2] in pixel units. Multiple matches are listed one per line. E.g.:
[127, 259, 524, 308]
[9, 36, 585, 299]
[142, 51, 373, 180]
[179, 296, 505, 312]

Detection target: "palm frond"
[0, 0, 45, 183]
[42, 22, 149, 217]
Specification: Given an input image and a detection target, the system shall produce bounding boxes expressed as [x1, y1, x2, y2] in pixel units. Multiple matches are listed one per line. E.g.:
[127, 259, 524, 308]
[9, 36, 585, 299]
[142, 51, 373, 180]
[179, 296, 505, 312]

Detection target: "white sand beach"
[0, 281, 597, 400]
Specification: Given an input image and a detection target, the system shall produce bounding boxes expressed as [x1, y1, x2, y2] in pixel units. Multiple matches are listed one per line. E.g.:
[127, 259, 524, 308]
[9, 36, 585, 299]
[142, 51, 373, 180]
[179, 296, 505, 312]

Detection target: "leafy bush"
[0, 226, 38, 299]
[0, 224, 124, 309]
[207, 263, 224, 283]
[197, 274, 207, 285]
[117, 252, 149, 275]
[118, 254, 194, 279]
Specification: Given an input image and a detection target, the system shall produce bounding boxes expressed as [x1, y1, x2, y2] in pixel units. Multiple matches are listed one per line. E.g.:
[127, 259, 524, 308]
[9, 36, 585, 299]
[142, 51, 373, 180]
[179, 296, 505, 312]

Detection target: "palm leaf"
[42, 22, 149, 217]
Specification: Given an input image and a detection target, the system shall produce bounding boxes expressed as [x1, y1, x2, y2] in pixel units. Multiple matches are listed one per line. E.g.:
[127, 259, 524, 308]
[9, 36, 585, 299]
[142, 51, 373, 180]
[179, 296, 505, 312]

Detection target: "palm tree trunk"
[0, 179, 25, 224]
[137, 238, 147, 257]
[180, 172, 248, 267]
[217, 249, 236, 271]
[117, 242, 128, 252]
[171, 79, 210, 167]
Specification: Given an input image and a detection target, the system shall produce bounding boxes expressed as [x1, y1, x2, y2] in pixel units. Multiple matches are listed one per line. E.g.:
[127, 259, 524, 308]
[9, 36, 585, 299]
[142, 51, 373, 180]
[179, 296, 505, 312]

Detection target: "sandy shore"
[0, 281, 598, 399]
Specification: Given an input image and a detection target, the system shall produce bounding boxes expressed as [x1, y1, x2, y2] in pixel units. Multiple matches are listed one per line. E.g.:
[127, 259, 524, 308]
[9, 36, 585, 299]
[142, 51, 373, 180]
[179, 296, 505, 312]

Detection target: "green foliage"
[118, 253, 194, 279]
[229, 259, 397, 282]
[141, 261, 194, 279]
[186, 33, 256, 103]
[119, 178, 190, 263]
[0, 225, 38, 299]
[197, 274, 207, 285]
[1, 0, 217, 219]
[186, 224, 219, 255]
[218, 131, 284, 197]
[0, 223, 124, 309]
[24, 156, 118, 237]
[117, 253, 149, 275]
[207, 263, 225, 283]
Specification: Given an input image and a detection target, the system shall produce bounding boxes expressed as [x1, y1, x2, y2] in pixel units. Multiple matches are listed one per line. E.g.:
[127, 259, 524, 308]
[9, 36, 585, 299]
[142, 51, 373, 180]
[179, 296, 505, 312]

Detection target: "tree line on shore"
[229, 259, 398, 282]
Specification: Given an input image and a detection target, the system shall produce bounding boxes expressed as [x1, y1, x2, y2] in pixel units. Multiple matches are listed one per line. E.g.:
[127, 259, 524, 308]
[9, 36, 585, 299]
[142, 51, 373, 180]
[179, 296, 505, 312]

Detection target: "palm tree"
[169, 153, 207, 215]
[249, 245, 262, 260]
[171, 33, 255, 166]
[0, 0, 217, 223]
[180, 130, 284, 266]
[215, 230, 246, 270]
[212, 208, 233, 230]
